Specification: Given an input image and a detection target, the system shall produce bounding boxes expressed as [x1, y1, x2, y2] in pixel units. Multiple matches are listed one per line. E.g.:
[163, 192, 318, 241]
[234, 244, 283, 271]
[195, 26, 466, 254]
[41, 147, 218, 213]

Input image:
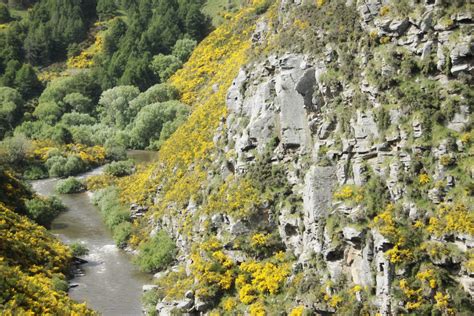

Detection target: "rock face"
[143, 1, 473, 315]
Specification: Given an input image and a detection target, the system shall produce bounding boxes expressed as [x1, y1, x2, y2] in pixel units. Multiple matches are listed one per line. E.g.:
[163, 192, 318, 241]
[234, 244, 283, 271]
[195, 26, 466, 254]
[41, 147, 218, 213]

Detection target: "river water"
[31, 150, 157, 315]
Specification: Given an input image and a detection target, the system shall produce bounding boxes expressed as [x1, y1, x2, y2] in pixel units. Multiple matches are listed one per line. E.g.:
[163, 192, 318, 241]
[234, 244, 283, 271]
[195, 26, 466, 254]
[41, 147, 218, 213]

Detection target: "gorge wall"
[122, 1, 473, 314]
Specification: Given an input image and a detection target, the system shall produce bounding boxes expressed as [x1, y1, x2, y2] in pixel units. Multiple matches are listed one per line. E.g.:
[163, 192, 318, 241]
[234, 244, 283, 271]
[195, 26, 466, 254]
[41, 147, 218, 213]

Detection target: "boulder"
[343, 227, 364, 244]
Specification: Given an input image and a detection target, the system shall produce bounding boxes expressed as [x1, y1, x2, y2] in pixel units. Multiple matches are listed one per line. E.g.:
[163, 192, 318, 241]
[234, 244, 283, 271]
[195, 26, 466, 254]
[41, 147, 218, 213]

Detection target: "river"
[31, 150, 157, 315]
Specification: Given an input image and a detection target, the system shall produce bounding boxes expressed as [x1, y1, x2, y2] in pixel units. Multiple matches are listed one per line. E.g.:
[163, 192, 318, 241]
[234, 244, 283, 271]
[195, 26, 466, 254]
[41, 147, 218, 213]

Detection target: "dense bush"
[98, 85, 140, 128]
[172, 38, 197, 62]
[63, 93, 93, 113]
[151, 54, 182, 82]
[0, 87, 23, 138]
[45, 155, 87, 177]
[60, 112, 96, 126]
[129, 83, 179, 114]
[104, 160, 134, 177]
[134, 231, 176, 273]
[70, 242, 89, 257]
[0, 134, 31, 165]
[25, 196, 65, 228]
[51, 274, 69, 292]
[0, 3, 11, 23]
[92, 187, 131, 246]
[113, 222, 132, 247]
[129, 101, 190, 149]
[23, 164, 49, 180]
[33, 101, 63, 124]
[55, 177, 85, 194]
[39, 74, 101, 106]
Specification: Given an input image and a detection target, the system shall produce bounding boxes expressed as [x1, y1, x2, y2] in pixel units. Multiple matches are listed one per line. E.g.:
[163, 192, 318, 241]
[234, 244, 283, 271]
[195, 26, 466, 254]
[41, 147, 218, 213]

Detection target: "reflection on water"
[31, 151, 156, 315]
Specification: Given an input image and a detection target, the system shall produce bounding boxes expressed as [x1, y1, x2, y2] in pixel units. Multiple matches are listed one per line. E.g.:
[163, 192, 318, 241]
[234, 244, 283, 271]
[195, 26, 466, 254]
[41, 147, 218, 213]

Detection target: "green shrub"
[0, 134, 31, 166]
[70, 242, 89, 257]
[63, 93, 93, 113]
[52, 274, 69, 292]
[23, 165, 49, 180]
[104, 160, 134, 177]
[172, 38, 197, 62]
[92, 187, 131, 246]
[46, 155, 68, 177]
[113, 222, 132, 247]
[61, 113, 96, 126]
[33, 101, 63, 124]
[150, 54, 182, 82]
[46, 155, 88, 177]
[129, 101, 189, 149]
[134, 231, 176, 273]
[142, 289, 159, 316]
[0, 87, 23, 138]
[25, 196, 65, 228]
[55, 177, 85, 194]
[104, 137, 128, 161]
[129, 83, 179, 113]
[104, 207, 129, 229]
[64, 155, 86, 175]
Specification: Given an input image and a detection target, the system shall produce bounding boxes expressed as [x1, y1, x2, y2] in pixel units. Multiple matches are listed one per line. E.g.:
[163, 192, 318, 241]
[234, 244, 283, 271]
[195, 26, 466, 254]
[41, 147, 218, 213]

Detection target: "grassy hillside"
[203, 0, 245, 25]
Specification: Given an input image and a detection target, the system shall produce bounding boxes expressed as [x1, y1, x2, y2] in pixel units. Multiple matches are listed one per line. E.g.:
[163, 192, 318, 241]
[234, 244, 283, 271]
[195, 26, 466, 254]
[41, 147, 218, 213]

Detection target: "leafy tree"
[184, 3, 209, 39]
[14, 120, 54, 141]
[14, 63, 43, 98]
[172, 38, 197, 62]
[129, 83, 179, 114]
[119, 54, 155, 90]
[129, 100, 189, 149]
[33, 101, 62, 124]
[60, 112, 96, 126]
[103, 17, 126, 54]
[0, 3, 11, 23]
[0, 60, 21, 87]
[0, 87, 23, 137]
[0, 134, 31, 165]
[39, 73, 101, 105]
[97, 0, 117, 20]
[50, 125, 73, 144]
[63, 92, 93, 113]
[98, 85, 140, 128]
[150, 54, 182, 82]
[24, 24, 53, 65]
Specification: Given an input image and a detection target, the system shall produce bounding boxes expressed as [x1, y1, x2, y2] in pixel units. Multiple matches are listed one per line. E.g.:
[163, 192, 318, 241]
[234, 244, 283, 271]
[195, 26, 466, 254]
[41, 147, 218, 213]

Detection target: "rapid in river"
[31, 150, 157, 315]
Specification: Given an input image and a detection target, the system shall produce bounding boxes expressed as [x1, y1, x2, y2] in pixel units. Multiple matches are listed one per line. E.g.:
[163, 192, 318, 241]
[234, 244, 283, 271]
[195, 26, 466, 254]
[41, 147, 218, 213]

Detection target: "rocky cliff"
[123, 1, 473, 314]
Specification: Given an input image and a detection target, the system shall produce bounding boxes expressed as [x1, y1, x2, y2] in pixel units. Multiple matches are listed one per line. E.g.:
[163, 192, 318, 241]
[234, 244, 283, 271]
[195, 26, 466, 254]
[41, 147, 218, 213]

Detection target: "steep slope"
[119, 0, 473, 314]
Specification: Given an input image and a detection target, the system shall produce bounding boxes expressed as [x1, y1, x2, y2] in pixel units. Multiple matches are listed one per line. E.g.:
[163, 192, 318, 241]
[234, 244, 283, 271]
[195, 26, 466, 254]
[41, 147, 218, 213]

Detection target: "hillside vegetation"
[0, 168, 95, 314]
[0, 0, 473, 315]
[111, 0, 473, 314]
